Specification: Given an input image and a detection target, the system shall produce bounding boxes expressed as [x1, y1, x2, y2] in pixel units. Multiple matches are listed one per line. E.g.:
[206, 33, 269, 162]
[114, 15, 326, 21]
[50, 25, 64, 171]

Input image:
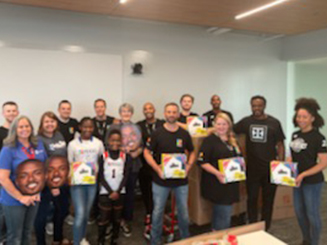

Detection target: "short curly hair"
[293, 98, 324, 128]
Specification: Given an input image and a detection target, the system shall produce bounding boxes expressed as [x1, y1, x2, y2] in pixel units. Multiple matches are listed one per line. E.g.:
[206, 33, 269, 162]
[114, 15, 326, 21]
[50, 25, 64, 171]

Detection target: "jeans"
[212, 204, 233, 231]
[3, 204, 39, 245]
[70, 185, 97, 245]
[246, 174, 277, 230]
[151, 182, 189, 245]
[293, 182, 323, 245]
[34, 186, 70, 244]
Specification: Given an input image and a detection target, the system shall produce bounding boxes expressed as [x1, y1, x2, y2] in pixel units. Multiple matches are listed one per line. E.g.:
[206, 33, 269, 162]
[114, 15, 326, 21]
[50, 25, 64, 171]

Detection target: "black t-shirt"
[137, 119, 165, 173]
[198, 134, 240, 205]
[93, 116, 115, 143]
[147, 126, 194, 187]
[178, 112, 199, 124]
[290, 129, 327, 184]
[234, 115, 285, 179]
[58, 118, 79, 145]
[203, 109, 234, 127]
[0, 126, 9, 151]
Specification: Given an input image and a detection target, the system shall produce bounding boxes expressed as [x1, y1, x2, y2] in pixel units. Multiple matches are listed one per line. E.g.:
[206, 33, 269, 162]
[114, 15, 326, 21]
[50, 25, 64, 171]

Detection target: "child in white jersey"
[98, 128, 132, 245]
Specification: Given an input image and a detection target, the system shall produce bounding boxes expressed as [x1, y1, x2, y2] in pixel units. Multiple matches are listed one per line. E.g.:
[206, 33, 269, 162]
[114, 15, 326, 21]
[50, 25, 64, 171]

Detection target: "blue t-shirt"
[0, 140, 48, 206]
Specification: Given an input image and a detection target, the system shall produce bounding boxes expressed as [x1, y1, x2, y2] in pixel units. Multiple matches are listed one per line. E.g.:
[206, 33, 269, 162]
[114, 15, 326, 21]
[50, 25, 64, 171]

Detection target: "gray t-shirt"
[38, 131, 67, 157]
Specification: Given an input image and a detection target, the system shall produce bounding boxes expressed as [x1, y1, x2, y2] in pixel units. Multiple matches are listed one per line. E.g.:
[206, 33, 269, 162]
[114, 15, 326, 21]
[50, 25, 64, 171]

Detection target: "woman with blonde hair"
[0, 115, 47, 244]
[198, 112, 241, 231]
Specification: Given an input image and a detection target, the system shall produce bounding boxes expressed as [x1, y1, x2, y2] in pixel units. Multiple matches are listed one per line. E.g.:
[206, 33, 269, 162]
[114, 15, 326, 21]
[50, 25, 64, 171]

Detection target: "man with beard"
[92, 99, 117, 143]
[234, 95, 285, 230]
[46, 156, 69, 189]
[144, 102, 195, 245]
[15, 159, 46, 196]
[203, 95, 234, 127]
[0, 101, 19, 151]
[137, 102, 165, 239]
[177, 94, 198, 126]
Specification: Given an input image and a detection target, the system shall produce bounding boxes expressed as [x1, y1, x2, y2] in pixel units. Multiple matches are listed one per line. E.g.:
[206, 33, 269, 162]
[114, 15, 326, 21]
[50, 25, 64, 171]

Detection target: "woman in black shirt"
[290, 98, 327, 245]
[198, 112, 240, 231]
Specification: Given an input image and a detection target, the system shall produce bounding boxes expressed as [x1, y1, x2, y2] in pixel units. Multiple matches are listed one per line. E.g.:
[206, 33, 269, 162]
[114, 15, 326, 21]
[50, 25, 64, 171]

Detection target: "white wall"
[0, 3, 288, 131]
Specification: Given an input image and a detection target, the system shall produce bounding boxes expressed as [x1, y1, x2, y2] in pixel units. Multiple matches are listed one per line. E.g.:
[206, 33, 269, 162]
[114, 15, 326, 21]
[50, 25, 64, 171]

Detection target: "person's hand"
[296, 173, 306, 187]
[19, 196, 35, 206]
[156, 167, 165, 180]
[216, 171, 226, 184]
[109, 192, 119, 200]
[32, 193, 41, 202]
[185, 164, 192, 176]
[51, 188, 60, 197]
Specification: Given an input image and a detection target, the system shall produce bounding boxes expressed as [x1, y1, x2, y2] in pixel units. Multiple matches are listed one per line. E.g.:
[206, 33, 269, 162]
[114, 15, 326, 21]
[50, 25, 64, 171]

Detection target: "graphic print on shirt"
[250, 125, 268, 143]
[100, 152, 126, 194]
[290, 135, 308, 153]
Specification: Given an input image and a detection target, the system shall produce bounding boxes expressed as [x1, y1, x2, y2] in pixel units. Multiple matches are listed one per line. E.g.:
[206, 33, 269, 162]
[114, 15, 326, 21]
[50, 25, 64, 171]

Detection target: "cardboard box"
[273, 205, 295, 220]
[274, 186, 294, 207]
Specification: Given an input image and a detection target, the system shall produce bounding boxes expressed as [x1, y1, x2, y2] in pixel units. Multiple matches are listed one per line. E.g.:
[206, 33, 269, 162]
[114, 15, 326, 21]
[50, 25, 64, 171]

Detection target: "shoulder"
[70, 118, 79, 125]
[202, 110, 212, 116]
[106, 115, 115, 123]
[93, 137, 103, 145]
[136, 119, 146, 127]
[266, 115, 282, 124]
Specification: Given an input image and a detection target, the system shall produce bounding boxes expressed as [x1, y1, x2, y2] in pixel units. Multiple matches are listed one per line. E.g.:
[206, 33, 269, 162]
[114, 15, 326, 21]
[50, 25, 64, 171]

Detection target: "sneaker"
[65, 214, 74, 226]
[87, 217, 96, 225]
[105, 224, 113, 240]
[46, 222, 54, 236]
[80, 238, 90, 245]
[143, 224, 151, 240]
[120, 221, 132, 237]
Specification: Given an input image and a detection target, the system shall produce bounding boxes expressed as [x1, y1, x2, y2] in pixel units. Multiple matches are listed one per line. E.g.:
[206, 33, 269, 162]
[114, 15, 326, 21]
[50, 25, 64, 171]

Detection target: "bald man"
[203, 94, 234, 127]
[136, 102, 165, 239]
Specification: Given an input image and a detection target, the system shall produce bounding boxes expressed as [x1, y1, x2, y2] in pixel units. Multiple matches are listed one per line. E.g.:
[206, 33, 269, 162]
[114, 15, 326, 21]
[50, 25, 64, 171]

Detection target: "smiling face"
[17, 118, 32, 141]
[80, 119, 94, 140]
[211, 95, 221, 110]
[143, 103, 155, 120]
[120, 107, 133, 123]
[58, 103, 71, 120]
[251, 98, 266, 118]
[42, 116, 58, 135]
[3, 104, 19, 124]
[214, 117, 230, 137]
[95, 100, 106, 118]
[108, 133, 122, 151]
[16, 160, 45, 195]
[121, 125, 141, 152]
[164, 105, 179, 124]
[296, 108, 314, 132]
[47, 158, 69, 189]
[180, 96, 193, 111]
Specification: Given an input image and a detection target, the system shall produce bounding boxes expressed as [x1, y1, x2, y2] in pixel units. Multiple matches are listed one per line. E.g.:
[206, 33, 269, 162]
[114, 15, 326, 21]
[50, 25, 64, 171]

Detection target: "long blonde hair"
[4, 115, 38, 148]
[214, 113, 240, 152]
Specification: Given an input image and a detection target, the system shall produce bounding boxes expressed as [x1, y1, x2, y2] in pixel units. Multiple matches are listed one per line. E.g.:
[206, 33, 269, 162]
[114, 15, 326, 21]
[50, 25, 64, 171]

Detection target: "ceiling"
[1, 0, 327, 35]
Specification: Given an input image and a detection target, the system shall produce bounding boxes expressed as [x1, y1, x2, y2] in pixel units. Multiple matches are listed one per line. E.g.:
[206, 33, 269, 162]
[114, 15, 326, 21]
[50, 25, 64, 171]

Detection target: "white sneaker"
[65, 214, 74, 226]
[80, 238, 90, 245]
[46, 222, 54, 235]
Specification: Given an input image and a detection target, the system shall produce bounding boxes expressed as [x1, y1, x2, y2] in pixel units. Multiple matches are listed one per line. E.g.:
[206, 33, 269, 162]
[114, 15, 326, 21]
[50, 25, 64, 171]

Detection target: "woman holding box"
[198, 112, 240, 231]
[290, 98, 327, 245]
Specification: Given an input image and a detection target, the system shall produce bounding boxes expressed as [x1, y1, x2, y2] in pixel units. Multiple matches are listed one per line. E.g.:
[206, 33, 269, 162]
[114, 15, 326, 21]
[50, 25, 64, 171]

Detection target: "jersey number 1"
[112, 169, 116, 179]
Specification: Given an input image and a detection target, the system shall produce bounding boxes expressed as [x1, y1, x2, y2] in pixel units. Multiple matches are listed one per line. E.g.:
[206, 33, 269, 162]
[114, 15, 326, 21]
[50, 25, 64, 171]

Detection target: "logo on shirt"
[69, 127, 75, 134]
[290, 138, 307, 153]
[35, 149, 44, 155]
[198, 152, 204, 161]
[250, 125, 268, 143]
[176, 139, 183, 148]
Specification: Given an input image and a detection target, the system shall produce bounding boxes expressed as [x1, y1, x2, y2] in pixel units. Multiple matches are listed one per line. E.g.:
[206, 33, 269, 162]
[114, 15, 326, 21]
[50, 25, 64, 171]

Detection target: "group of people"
[0, 93, 325, 245]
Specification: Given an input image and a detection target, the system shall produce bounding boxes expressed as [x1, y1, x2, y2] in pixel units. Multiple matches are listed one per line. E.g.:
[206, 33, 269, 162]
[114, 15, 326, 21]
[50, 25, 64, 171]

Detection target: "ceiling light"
[119, 0, 128, 4]
[235, 0, 289, 20]
[63, 45, 85, 53]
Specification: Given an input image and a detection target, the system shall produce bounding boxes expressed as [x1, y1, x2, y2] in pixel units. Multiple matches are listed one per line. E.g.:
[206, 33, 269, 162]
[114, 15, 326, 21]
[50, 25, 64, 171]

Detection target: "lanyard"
[22, 146, 35, 159]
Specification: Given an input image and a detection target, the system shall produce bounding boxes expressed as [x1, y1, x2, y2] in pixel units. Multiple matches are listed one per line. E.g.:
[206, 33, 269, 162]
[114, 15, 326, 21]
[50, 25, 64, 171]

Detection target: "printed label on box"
[71, 161, 97, 185]
[187, 116, 208, 136]
[161, 153, 187, 179]
[218, 157, 246, 183]
[270, 161, 298, 187]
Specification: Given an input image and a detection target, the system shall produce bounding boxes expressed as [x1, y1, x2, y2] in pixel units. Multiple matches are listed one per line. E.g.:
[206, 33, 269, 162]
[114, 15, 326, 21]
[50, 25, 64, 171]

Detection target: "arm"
[117, 156, 132, 193]
[144, 148, 164, 179]
[98, 156, 114, 194]
[276, 141, 285, 161]
[176, 122, 188, 130]
[200, 163, 225, 184]
[296, 153, 327, 186]
[186, 151, 196, 174]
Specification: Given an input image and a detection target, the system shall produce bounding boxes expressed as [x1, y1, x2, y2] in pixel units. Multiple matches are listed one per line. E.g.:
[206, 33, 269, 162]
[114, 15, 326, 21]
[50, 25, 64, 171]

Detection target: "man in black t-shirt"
[177, 94, 198, 125]
[92, 98, 116, 143]
[57, 100, 79, 145]
[144, 102, 195, 245]
[137, 102, 165, 239]
[0, 101, 19, 151]
[203, 94, 234, 127]
[234, 95, 285, 230]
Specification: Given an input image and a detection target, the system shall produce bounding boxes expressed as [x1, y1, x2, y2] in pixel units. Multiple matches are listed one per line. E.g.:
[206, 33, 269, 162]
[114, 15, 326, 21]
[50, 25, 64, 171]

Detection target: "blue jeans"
[212, 204, 233, 231]
[70, 185, 97, 245]
[3, 204, 39, 245]
[293, 182, 323, 245]
[151, 182, 189, 245]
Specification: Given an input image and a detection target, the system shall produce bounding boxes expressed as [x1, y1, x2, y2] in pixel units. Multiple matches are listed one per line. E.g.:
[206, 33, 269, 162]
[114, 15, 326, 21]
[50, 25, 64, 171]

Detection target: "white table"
[237, 230, 287, 245]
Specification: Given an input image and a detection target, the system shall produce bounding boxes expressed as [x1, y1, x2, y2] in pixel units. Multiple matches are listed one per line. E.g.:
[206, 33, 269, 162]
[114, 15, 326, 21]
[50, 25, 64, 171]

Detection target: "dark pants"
[246, 174, 277, 230]
[34, 186, 70, 244]
[122, 172, 139, 221]
[139, 167, 153, 216]
[98, 194, 124, 244]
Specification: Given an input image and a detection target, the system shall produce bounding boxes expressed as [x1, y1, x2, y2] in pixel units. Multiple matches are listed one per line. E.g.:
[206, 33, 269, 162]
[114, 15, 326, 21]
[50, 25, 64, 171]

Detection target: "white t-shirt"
[68, 137, 104, 185]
